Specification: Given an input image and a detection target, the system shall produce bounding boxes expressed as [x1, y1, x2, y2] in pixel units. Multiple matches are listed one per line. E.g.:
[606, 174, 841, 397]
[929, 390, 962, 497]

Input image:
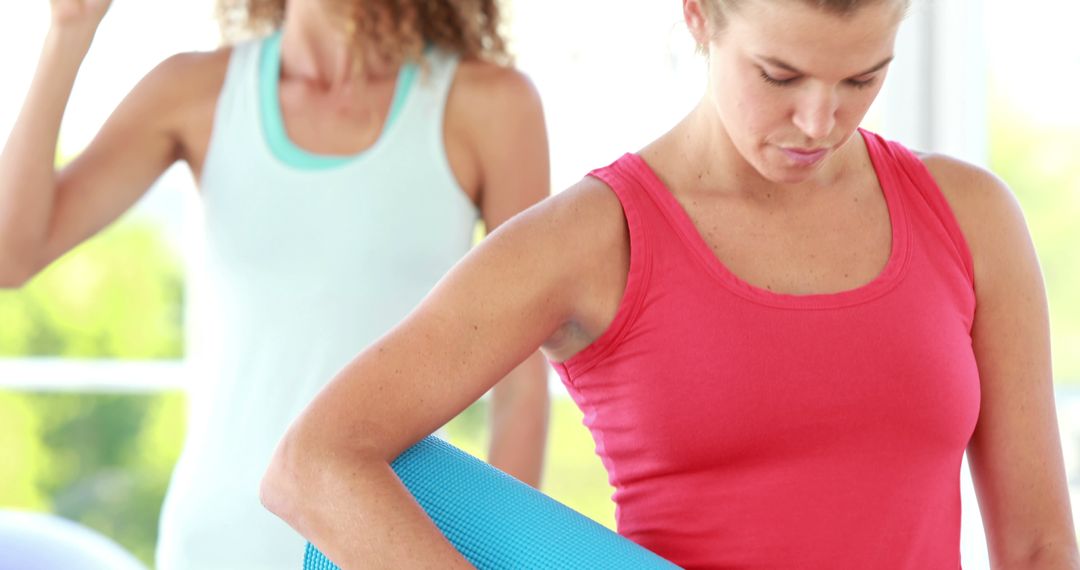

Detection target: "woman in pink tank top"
[263, 1, 1079, 568]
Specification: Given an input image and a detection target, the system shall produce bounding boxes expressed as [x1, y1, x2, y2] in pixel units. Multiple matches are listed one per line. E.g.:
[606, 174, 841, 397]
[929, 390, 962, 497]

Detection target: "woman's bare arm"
[0, 2, 216, 286]
[261, 178, 627, 567]
[927, 155, 1080, 569]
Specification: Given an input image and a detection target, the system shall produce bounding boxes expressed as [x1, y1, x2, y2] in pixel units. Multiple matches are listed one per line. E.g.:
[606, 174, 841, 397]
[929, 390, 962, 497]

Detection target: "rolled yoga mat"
[302, 435, 679, 569]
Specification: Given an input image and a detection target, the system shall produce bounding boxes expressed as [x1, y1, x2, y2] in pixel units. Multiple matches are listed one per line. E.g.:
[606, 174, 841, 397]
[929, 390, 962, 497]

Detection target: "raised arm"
[260, 178, 629, 568]
[450, 62, 553, 487]
[0, 1, 212, 286]
[927, 155, 1080, 569]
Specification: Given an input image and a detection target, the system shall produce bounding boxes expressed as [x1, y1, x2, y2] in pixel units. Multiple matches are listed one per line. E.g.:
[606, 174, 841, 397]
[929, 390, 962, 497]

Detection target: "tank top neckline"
[257, 31, 420, 171]
[626, 128, 912, 310]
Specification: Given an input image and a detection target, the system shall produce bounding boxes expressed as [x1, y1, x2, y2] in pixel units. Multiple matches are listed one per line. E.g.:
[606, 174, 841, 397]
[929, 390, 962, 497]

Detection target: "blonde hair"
[215, 0, 512, 68]
[701, 0, 911, 30]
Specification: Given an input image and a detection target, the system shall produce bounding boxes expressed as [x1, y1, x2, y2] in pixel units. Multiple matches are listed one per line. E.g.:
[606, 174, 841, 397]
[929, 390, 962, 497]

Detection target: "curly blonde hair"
[216, 0, 512, 68]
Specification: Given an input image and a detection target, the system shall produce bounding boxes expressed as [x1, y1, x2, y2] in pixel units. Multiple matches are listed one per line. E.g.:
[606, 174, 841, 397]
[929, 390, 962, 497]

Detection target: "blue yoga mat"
[302, 435, 678, 569]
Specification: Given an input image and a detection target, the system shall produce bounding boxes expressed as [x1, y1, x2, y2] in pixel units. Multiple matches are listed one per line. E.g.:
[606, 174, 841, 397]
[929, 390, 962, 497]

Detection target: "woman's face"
[690, 0, 904, 183]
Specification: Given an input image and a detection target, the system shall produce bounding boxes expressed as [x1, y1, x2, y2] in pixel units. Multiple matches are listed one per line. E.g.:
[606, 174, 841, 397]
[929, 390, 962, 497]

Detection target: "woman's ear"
[683, 0, 713, 48]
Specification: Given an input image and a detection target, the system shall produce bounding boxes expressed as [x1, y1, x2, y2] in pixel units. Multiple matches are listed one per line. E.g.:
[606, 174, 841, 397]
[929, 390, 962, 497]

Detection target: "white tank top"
[157, 34, 477, 570]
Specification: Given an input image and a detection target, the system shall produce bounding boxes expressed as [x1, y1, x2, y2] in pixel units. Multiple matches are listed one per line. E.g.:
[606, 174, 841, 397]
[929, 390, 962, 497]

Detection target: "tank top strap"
[206, 37, 263, 158]
[388, 49, 460, 157]
[555, 155, 659, 378]
[861, 129, 975, 288]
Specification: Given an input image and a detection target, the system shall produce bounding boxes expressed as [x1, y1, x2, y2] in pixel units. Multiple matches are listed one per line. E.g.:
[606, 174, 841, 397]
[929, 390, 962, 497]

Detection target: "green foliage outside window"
[988, 100, 1080, 380]
[0, 221, 187, 565]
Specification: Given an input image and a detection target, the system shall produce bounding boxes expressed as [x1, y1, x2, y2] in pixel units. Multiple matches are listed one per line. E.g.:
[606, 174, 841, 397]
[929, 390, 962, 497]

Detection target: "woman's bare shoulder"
[444, 59, 542, 140]
[104, 45, 234, 142]
[919, 152, 1034, 288]
[919, 153, 1022, 236]
[450, 59, 537, 104]
[147, 46, 233, 102]
[497, 174, 629, 260]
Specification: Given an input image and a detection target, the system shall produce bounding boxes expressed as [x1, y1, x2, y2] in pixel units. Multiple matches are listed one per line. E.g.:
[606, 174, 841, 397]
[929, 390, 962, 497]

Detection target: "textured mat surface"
[302, 435, 678, 569]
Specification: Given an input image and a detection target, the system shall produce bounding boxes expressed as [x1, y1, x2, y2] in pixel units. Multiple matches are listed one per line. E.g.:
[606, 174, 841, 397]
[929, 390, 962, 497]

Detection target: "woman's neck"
[279, 0, 378, 89]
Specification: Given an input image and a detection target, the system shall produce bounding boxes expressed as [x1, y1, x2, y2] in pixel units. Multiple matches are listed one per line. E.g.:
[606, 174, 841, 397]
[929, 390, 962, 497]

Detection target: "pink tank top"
[552, 130, 980, 569]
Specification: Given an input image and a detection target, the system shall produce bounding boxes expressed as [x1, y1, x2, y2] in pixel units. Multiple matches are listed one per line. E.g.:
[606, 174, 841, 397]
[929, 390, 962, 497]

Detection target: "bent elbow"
[0, 259, 37, 289]
[0, 243, 44, 289]
[260, 433, 307, 527]
[261, 413, 394, 536]
[260, 426, 380, 530]
[258, 467, 289, 523]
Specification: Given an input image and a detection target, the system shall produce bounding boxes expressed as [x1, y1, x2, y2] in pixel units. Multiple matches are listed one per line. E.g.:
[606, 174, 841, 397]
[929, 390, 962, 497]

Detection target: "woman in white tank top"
[0, 1, 551, 568]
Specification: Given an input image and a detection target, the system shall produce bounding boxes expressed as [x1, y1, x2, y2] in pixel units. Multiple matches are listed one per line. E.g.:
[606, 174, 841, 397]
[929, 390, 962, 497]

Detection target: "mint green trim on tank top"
[258, 31, 419, 170]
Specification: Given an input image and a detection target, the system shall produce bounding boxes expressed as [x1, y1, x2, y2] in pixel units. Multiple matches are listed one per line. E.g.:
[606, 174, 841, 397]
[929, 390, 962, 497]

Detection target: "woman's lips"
[780, 146, 829, 166]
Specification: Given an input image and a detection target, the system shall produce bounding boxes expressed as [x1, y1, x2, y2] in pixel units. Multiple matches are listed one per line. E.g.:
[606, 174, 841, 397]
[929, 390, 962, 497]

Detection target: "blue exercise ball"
[0, 509, 147, 570]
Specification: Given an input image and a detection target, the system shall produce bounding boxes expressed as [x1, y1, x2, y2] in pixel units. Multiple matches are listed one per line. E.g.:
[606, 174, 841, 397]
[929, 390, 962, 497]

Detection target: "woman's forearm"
[0, 26, 92, 282]
[261, 435, 475, 568]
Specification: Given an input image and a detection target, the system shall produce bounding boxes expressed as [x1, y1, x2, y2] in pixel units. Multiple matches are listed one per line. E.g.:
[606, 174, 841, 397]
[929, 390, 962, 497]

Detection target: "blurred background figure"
[0, 0, 550, 568]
